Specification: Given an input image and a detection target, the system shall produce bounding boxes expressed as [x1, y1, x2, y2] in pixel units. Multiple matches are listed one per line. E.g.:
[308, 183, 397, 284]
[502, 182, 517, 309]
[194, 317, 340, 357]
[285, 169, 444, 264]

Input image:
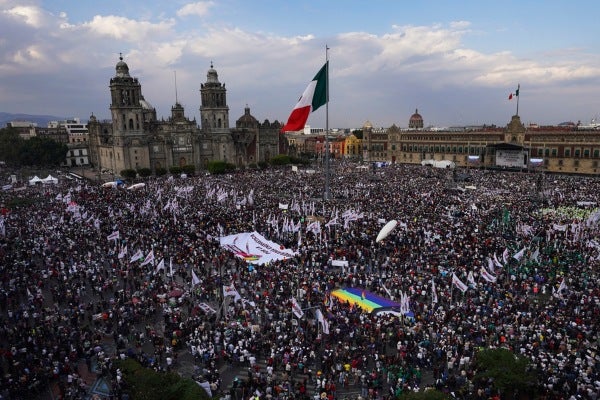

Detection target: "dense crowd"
[0, 162, 598, 400]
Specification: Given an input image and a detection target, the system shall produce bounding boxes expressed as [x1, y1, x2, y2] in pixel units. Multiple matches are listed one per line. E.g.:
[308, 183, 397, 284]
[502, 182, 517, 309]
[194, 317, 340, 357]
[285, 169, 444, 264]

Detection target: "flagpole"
[516, 83, 520, 116]
[324, 44, 331, 201]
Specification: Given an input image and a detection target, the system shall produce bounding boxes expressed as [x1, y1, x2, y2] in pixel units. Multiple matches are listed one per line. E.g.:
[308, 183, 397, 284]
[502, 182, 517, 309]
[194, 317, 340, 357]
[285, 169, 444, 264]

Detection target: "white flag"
[554, 278, 568, 298]
[315, 308, 329, 334]
[118, 245, 127, 259]
[480, 266, 497, 283]
[223, 284, 242, 302]
[107, 230, 119, 241]
[290, 297, 304, 319]
[198, 302, 216, 314]
[156, 258, 165, 272]
[502, 248, 510, 264]
[169, 257, 173, 276]
[191, 270, 201, 286]
[467, 270, 476, 286]
[140, 250, 155, 266]
[487, 257, 495, 273]
[513, 247, 526, 261]
[452, 273, 468, 293]
[431, 278, 438, 304]
[130, 249, 143, 263]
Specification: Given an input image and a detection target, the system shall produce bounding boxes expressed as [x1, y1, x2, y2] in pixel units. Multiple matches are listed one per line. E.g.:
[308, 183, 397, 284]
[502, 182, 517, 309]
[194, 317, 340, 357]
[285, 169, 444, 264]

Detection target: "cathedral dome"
[236, 106, 258, 128]
[409, 109, 423, 129]
[363, 120, 373, 130]
[115, 55, 130, 78]
[206, 62, 220, 84]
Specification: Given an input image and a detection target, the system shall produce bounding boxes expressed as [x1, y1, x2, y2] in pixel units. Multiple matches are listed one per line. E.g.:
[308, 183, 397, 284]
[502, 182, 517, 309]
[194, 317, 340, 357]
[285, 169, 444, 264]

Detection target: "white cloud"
[3, 5, 46, 28]
[81, 15, 175, 42]
[0, 2, 598, 127]
[176, 1, 214, 18]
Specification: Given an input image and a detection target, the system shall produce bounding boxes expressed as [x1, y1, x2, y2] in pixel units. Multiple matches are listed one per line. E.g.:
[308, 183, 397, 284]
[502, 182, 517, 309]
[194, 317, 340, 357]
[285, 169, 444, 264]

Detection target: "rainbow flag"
[330, 288, 401, 313]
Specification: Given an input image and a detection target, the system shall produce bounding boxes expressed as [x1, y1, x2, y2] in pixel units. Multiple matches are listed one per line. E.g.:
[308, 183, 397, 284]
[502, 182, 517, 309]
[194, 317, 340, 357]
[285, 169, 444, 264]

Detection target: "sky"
[1, 0, 600, 129]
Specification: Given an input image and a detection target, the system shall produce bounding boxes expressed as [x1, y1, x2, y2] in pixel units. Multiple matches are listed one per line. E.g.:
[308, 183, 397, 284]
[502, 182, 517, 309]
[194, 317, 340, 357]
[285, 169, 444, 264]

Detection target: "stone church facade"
[88, 57, 283, 174]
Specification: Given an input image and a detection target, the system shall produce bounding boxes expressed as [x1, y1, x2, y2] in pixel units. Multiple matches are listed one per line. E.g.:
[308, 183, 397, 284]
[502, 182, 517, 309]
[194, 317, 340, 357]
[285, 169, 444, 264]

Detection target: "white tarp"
[219, 231, 297, 265]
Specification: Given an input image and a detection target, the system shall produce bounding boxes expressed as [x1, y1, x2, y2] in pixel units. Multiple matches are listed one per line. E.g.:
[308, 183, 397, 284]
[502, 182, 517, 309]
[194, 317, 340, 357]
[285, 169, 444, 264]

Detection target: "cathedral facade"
[88, 57, 283, 174]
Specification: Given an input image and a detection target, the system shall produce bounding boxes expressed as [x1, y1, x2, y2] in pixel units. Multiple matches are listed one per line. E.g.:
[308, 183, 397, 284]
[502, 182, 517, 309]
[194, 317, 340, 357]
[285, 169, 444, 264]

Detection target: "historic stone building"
[88, 57, 283, 174]
[390, 112, 600, 175]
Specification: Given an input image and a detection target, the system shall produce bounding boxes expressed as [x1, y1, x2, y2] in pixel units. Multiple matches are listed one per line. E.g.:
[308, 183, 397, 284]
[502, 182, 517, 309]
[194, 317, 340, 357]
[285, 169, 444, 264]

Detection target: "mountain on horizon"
[0, 112, 68, 128]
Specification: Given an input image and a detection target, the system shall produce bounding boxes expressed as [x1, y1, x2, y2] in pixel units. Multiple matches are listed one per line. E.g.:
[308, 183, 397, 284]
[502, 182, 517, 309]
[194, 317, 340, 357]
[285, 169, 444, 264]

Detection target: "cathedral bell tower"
[107, 54, 154, 171]
[199, 63, 230, 131]
[109, 54, 146, 137]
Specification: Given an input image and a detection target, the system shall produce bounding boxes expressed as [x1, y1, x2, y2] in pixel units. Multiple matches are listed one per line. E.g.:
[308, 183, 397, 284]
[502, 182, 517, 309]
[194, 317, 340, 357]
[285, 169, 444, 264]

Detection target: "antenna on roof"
[174, 70, 178, 104]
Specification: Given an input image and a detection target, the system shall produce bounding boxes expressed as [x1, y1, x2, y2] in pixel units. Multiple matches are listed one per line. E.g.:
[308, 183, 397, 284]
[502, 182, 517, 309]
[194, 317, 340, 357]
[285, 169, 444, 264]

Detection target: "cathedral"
[88, 56, 284, 174]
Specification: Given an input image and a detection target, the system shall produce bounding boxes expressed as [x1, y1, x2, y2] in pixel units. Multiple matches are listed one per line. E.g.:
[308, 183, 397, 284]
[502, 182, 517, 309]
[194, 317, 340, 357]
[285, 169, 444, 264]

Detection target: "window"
[565, 148, 571, 157]
[545, 148, 550, 156]
[551, 148, 557, 157]
[583, 149, 590, 157]
[594, 149, 600, 158]
[574, 148, 581, 157]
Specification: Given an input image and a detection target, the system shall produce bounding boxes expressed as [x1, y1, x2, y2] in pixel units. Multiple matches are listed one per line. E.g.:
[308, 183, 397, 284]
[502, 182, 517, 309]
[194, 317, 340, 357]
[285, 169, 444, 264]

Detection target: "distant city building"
[88, 57, 284, 175]
[7, 120, 37, 139]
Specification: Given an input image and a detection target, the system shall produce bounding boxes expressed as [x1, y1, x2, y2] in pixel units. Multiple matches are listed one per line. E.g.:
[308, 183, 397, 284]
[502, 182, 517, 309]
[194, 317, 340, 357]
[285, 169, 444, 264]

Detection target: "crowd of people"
[0, 161, 598, 400]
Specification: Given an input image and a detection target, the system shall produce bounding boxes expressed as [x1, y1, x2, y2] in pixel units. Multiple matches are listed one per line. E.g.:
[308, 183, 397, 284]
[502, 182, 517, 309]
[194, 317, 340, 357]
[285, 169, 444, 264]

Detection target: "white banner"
[219, 231, 297, 265]
[290, 297, 304, 319]
[331, 259, 349, 267]
[452, 273, 468, 293]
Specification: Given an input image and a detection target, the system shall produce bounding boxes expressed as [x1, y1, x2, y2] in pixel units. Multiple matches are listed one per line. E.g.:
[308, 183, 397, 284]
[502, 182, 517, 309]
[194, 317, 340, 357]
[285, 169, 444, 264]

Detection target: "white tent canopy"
[42, 175, 58, 184]
[29, 176, 43, 185]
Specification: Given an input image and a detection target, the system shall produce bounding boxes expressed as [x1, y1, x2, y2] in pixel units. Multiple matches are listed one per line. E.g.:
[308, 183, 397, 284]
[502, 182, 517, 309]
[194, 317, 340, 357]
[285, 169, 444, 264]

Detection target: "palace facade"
[285, 111, 600, 175]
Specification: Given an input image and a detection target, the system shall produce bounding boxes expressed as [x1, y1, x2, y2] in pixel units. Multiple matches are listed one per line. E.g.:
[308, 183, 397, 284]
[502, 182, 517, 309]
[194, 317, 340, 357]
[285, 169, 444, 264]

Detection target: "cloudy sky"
[1, 0, 599, 129]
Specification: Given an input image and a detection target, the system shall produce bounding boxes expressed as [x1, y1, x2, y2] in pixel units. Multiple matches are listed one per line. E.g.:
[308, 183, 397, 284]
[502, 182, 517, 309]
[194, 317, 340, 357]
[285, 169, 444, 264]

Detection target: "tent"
[29, 176, 43, 185]
[42, 175, 58, 184]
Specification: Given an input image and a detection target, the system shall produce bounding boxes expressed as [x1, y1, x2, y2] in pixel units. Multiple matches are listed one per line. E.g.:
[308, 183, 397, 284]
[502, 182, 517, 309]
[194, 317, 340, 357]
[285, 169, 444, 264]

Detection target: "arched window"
[129, 119, 134, 130]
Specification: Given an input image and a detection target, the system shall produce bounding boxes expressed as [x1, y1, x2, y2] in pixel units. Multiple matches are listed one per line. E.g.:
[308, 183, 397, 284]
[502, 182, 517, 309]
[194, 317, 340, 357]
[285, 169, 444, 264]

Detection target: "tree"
[155, 167, 167, 176]
[206, 160, 235, 174]
[137, 167, 152, 178]
[0, 128, 24, 165]
[270, 154, 291, 165]
[116, 359, 210, 400]
[472, 348, 539, 399]
[169, 166, 182, 175]
[399, 390, 451, 400]
[121, 169, 137, 180]
[0, 128, 67, 167]
[181, 164, 196, 176]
